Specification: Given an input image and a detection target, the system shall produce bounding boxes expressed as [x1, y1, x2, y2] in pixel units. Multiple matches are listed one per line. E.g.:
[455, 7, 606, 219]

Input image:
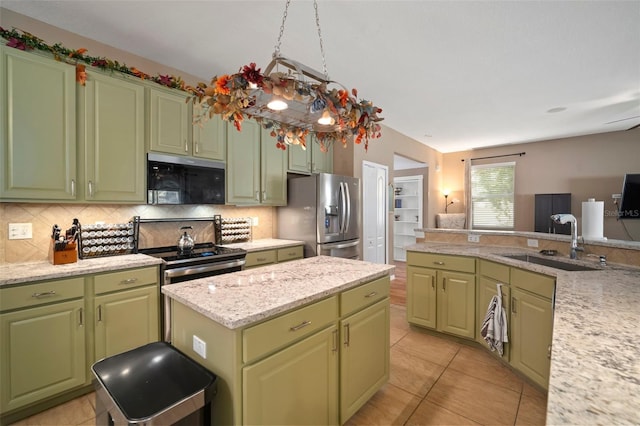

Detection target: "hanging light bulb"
[267, 96, 288, 111]
[317, 109, 335, 125]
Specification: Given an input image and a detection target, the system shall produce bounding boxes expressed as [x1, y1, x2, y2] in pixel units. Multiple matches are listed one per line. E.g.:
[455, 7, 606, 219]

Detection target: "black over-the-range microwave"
[147, 153, 225, 205]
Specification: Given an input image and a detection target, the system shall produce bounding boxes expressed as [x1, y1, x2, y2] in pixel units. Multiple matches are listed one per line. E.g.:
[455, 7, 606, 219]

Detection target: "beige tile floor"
[11, 304, 547, 426]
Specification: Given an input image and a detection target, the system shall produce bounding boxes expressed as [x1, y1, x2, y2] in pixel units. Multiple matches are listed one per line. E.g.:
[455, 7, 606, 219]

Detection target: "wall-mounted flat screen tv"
[619, 173, 640, 219]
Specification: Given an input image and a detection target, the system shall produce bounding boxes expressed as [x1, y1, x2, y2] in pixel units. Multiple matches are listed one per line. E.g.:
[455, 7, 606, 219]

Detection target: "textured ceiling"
[2, 1, 639, 153]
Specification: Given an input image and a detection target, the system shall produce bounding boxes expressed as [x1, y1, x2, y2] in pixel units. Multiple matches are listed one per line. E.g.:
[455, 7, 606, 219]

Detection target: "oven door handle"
[164, 259, 246, 281]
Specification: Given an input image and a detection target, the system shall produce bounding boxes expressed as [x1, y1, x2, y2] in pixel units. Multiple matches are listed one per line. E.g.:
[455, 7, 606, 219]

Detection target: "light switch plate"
[467, 234, 480, 243]
[193, 335, 207, 359]
[9, 223, 33, 240]
[527, 239, 539, 247]
[251, 217, 259, 226]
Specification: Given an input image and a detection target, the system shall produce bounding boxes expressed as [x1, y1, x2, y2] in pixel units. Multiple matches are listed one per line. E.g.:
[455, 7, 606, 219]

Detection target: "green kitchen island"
[161, 256, 395, 426]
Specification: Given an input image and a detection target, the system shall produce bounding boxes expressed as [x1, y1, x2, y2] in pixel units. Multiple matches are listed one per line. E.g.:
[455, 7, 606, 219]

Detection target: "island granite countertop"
[162, 255, 394, 330]
[405, 241, 640, 425]
[0, 254, 163, 287]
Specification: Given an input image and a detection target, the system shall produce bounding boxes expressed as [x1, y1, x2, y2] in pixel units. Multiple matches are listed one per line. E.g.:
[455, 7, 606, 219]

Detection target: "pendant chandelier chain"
[273, 0, 329, 79]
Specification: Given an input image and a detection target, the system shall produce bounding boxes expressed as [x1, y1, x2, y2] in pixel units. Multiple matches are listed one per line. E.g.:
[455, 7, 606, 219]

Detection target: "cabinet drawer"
[340, 276, 390, 316]
[243, 296, 337, 364]
[511, 268, 555, 299]
[94, 267, 158, 294]
[479, 260, 510, 283]
[0, 277, 84, 312]
[276, 246, 303, 263]
[245, 250, 277, 268]
[406, 252, 475, 273]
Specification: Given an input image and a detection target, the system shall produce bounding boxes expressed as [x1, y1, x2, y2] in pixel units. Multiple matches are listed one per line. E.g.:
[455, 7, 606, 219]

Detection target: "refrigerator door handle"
[320, 240, 359, 250]
[344, 181, 351, 234]
[339, 182, 347, 234]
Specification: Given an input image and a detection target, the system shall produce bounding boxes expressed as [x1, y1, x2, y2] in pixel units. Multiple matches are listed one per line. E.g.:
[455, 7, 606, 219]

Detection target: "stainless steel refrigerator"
[277, 173, 361, 259]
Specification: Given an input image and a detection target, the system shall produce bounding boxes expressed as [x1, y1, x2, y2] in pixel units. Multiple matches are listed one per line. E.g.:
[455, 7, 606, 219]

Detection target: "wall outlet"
[9, 223, 33, 240]
[467, 234, 480, 243]
[193, 335, 207, 359]
[251, 217, 259, 226]
[527, 239, 539, 248]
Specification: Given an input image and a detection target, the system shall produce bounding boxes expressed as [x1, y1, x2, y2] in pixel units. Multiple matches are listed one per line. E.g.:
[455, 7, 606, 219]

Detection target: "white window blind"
[470, 162, 515, 229]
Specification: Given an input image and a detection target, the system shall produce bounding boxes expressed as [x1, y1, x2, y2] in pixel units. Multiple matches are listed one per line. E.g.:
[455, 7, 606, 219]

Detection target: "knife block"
[49, 239, 78, 265]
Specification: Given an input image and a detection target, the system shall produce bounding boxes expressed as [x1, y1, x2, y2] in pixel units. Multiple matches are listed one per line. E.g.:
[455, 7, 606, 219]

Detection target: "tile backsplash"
[0, 203, 275, 264]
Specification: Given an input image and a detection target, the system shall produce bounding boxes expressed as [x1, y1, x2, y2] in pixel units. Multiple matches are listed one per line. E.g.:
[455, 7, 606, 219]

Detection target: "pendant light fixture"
[188, 0, 383, 151]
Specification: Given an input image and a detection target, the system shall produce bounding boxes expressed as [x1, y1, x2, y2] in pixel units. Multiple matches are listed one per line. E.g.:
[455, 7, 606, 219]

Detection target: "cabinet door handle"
[32, 291, 56, 298]
[88, 180, 94, 197]
[364, 291, 378, 298]
[120, 278, 138, 285]
[195, 141, 199, 154]
[71, 179, 76, 196]
[255, 191, 260, 201]
[262, 190, 267, 200]
[547, 344, 552, 359]
[442, 278, 446, 291]
[289, 320, 311, 332]
[332, 329, 338, 352]
[256, 257, 267, 262]
[97, 305, 103, 322]
[184, 140, 188, 152]
[433, 261, 445, 265]
[511, 296, 517, 314]
[343, 323, 350, 347]
[79, 308, 84, 326]
[431, 275, 435, 290]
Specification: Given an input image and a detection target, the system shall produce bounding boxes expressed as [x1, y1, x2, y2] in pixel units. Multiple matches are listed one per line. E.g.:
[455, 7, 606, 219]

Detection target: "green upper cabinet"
[79, 72, 145, 202]
[0, 46, 77, 200]
[193, 115, 226, 161]
[226, 120, 286, 206]
[287, 134, 333, 174]
[147, 87, 191, 155]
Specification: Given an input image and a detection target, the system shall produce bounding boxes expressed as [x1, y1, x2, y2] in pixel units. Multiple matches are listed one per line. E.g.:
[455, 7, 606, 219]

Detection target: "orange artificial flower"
[338, 89, 349, 107]
[130, 67, 148, 79]
[76, 64, 87, 86]
[215, 75, 231, 95]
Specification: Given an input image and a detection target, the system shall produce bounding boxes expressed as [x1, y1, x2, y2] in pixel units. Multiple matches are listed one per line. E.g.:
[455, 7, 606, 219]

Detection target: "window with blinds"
[470, 162, 515, 229]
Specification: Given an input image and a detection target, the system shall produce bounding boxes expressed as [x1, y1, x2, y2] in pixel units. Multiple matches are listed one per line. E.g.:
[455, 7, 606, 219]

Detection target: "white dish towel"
[480, 283, 508, 356]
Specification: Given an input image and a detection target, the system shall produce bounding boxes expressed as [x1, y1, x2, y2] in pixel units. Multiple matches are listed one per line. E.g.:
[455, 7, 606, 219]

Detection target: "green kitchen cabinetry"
[244, 245, 304, 269]
[476, 259, 511, 360]
[287, 134, 333, 174]
[170, 275, 390, 425]
[79, 71, 146, 202]
[0, 266, 160, 424]
[192, 115, 226, 161]
[92, 267, 159, 361]
[0, 278, 86, 414]
[339, 278, 390, 424]
[226, 120, 287, 205]
[509, 267, 555, 389]
[406, 252, 476, 339]
[147, 87, 191, 155]
[0, 46, 77, 201]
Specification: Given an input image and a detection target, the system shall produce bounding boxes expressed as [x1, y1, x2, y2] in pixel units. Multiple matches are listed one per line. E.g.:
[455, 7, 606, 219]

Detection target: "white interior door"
[362, 161, 388, 264]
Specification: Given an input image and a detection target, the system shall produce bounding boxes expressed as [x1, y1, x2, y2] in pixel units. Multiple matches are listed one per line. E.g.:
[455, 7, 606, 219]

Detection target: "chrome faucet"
[550, 214, 580, 259]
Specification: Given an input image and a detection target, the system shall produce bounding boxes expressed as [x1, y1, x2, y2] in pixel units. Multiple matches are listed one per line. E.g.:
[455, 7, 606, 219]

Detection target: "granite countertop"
[0, 254, 163, 287]
[162, 256, 395, 330]
[219, 238, 304, 252]
[406, 241, 640, 425]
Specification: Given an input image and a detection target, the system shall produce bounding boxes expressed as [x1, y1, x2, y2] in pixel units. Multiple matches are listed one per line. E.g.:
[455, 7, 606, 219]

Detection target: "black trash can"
[92, 342, 217, 426]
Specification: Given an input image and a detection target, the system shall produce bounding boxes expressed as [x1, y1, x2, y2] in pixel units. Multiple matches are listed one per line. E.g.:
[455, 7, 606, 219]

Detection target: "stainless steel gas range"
[134, 216, 247, 340]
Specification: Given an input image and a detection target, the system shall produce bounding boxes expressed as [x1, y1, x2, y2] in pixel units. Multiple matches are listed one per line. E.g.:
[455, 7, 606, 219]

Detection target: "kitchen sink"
[500, 254, 599, 271]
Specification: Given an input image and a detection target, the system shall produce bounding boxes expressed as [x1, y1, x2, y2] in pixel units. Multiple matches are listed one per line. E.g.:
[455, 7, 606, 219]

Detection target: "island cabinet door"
[339, 299, 390, 424]
[242, 325, 339, 425]
[437, 270, 476, 339]
[406, 266, 437, 329]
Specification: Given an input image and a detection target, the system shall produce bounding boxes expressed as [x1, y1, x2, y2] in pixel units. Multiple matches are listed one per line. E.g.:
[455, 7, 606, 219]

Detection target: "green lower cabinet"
[340, 299, 390, 424]
[510, 287, 553, 389]
[0, 299, 86, 413]
[476, 276, 511, 360]
[407, 266, 475, 339]
[94, 285, 159, 361]
[242, 325, 339, 425]
[406, 266, 437, 329]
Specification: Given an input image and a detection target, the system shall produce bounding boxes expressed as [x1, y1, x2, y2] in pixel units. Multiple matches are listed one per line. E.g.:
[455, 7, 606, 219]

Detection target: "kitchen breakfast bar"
[161, 256, 395, 425]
